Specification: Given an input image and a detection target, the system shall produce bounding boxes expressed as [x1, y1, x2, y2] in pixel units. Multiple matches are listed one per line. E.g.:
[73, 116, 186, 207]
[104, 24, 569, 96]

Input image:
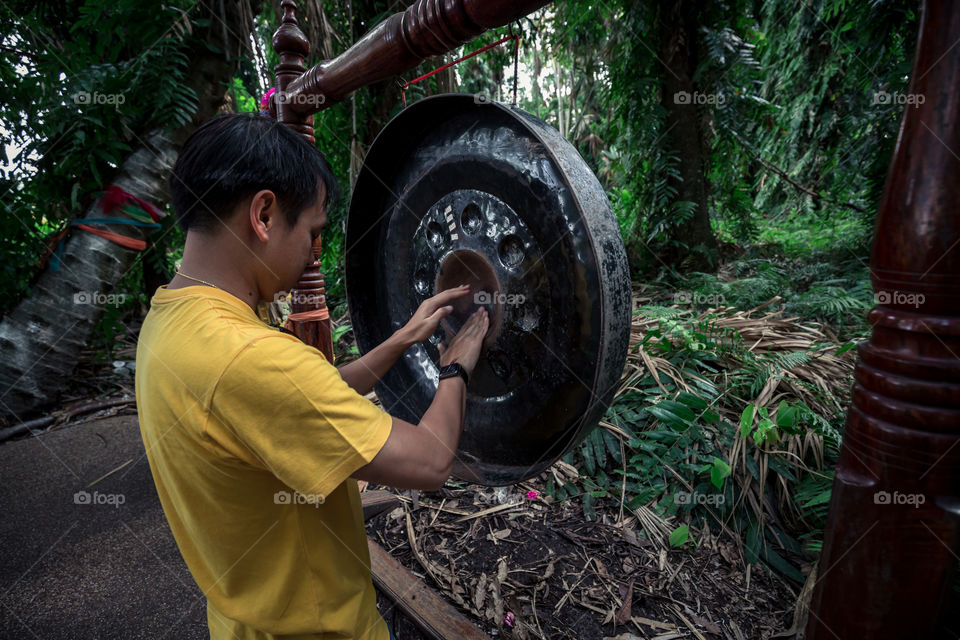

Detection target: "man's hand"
[400, 284, 472, 344]
[438, 306, 489, 375]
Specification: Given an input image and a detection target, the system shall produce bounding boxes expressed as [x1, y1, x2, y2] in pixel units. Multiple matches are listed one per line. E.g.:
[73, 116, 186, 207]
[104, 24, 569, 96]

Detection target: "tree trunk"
[0, 2, 255, 424]
[658, 0, 718, 270]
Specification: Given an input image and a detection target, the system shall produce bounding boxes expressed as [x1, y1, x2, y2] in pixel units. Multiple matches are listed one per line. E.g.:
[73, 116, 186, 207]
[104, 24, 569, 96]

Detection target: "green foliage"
[0, 0, 206, 315]
[4, 0, 907, 321]
[793, 470, 835, 554]
[550, 310, 734, 522]
[229, 76, 259, 114]
[548, 301, 846, 583]
[687, 262, 789, 311]
[735, 351, 813, 400]
[785, 281, 873, 325]
[702, 456, 732, 489]
[332, 323, 359, 361]
[670, 249, 872, 339]
[750, 0, 917, 222]
[669, 525, 694, 548]
[754, 211, 872, 260]
[746, 519, 805, 582]
[503, 0, 913, 274]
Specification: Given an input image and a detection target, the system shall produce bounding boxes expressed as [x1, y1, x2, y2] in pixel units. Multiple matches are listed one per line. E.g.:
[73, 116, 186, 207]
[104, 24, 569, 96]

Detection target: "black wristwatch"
[438, 362, 469, 386]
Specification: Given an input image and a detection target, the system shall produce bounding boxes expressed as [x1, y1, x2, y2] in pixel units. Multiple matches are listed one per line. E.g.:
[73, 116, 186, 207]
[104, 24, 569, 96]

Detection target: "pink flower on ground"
[504, 611, 515, 628]
[526, 490, 539, 500]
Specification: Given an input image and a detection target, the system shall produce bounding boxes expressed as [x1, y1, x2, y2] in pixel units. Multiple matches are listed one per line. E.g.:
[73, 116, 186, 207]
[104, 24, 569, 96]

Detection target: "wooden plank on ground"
[367, 536, 490, 640]
[361, 490, 401, 522]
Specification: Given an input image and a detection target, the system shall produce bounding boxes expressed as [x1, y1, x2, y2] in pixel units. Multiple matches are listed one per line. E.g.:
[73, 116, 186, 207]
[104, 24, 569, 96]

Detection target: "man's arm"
[352, 306, 487, 490]
[352, 378, 466, 490]
[336, 329, 413, 396]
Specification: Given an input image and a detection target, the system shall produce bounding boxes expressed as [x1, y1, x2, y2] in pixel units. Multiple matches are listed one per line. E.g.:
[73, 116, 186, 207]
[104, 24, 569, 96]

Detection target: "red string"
[401, 33, 520, 107]
[73, 224, 148, 251]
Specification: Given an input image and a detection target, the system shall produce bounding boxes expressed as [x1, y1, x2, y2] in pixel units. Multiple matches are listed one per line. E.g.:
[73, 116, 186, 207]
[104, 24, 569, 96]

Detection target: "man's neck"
[169, 233, 261, 313]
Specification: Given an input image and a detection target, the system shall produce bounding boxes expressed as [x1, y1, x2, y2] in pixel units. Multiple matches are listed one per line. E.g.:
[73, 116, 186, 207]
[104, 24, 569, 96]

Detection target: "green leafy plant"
[669, 525, 695, 548]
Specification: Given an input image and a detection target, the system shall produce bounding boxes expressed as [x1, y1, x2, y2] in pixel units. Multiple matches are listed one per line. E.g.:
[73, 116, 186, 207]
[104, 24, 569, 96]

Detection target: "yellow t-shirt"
[135, 284, 393, 640]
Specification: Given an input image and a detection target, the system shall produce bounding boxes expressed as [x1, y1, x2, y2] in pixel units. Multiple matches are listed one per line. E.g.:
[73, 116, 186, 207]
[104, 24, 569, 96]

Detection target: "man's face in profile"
[263, 183, 329, 297]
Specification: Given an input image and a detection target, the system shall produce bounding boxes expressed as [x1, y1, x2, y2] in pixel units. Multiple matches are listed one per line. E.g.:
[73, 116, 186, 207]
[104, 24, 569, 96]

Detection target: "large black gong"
[346, 94, 631, 486]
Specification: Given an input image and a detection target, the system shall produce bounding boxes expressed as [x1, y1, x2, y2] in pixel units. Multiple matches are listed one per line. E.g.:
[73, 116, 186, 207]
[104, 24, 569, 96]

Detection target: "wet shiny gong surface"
[346, 95, 631, 485]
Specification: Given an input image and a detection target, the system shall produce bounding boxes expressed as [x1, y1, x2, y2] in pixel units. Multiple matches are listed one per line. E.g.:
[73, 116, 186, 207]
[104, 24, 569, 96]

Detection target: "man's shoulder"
[137, 293, 300, 389]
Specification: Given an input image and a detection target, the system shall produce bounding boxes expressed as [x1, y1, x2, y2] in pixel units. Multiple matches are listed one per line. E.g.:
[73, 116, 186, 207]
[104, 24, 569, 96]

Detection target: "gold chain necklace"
[175, 270, 221, 290]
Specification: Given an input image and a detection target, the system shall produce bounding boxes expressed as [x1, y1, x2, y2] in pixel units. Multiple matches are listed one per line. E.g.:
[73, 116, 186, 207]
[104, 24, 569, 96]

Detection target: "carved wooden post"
[805, 1, 960, 637]
[271, 0, 333, 360]
[268, 0, 550, 361]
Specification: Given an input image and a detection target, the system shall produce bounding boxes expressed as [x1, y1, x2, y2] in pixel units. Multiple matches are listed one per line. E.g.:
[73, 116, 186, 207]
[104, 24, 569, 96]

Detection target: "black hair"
[169, 113, 339, 233]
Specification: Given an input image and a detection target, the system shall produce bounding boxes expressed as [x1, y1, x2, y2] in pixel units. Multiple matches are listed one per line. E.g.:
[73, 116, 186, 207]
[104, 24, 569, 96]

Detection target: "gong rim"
[345, 94, 631, 486]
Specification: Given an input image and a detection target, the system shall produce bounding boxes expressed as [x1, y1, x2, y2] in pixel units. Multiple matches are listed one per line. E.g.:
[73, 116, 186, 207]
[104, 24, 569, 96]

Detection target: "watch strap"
[438, 362, 469, 386]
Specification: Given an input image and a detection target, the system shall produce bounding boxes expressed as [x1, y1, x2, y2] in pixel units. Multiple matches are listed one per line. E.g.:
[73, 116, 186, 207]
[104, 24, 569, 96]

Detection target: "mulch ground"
[364, 476, 798, 640]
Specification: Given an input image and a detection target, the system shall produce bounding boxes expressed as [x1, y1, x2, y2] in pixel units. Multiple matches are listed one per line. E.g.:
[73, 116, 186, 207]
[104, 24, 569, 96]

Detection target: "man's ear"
[248, 189, 278, 243]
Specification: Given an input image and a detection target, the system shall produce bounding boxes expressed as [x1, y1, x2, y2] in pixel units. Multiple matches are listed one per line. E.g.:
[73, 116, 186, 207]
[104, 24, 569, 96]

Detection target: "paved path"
[0, 415, 207, 639]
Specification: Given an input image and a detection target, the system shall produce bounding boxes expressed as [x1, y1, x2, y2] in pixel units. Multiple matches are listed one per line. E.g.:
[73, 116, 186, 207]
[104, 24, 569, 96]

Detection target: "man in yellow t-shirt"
[135, 114, 488, 639]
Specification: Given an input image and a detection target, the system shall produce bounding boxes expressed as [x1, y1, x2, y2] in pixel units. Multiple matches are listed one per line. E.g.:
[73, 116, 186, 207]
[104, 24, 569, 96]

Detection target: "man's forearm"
[418, 377, 466, 479]
[337, 329, 413, 395]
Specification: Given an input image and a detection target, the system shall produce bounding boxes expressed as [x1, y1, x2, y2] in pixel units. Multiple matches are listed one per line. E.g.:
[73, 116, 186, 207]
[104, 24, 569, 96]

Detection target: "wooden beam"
[367, 536, 490, 640]
[278, 0, 552, 116]
[361, 490, 401, 522]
